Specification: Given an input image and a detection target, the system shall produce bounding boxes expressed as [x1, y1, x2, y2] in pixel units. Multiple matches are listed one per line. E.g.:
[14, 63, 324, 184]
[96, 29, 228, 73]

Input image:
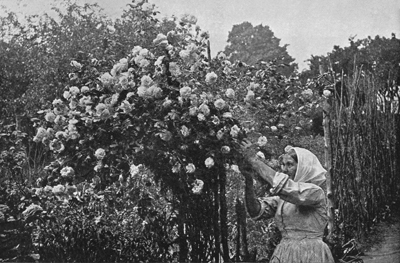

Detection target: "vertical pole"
[323, 92, 335, 241]
[235, 199, 241, 262]
[213, 174, 220, 263]
[219, 170, 230, 262]
[207, 40, 211, 61]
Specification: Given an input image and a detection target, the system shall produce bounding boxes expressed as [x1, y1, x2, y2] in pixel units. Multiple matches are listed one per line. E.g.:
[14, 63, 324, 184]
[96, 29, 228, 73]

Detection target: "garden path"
[359, 210, 400, 263]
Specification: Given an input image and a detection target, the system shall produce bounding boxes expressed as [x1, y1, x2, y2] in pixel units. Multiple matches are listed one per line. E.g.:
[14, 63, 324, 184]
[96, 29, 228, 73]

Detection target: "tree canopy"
[224, 21, 297, 76]
[302, 34, 400, 93]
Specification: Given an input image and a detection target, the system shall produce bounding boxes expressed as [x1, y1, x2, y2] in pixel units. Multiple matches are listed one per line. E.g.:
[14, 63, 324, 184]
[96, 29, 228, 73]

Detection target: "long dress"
[250, 147, 335, 263]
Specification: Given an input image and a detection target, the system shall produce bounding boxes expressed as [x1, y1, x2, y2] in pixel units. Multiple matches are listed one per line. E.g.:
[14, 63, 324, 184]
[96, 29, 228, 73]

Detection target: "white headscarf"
[287, 147, 327, 188]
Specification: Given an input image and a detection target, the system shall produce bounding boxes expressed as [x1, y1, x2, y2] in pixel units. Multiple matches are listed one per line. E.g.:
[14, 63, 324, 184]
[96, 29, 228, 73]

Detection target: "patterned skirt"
[270, 237, 334, 263]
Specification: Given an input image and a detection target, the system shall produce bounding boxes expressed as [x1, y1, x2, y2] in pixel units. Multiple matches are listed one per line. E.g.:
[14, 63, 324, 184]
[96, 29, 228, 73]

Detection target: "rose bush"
[1, 1, 326, 261]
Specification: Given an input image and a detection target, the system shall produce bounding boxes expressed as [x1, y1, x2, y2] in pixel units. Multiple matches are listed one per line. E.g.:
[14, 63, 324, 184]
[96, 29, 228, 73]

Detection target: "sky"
[1, 0, 399, 70]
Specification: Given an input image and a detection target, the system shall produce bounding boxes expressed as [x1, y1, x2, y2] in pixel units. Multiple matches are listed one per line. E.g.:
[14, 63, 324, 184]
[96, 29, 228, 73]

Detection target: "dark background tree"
[224, 21, 297, 76]
[301, 34, 400, 91]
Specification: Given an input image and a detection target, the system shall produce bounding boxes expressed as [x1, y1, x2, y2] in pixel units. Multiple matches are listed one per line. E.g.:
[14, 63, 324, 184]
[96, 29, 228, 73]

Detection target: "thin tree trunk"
[178, 200, 188, 262]
[219, 170, 230, 262]
[235, 199, 241, 262]
[207, 40, 211, 61]
[240, 200, 249, 260]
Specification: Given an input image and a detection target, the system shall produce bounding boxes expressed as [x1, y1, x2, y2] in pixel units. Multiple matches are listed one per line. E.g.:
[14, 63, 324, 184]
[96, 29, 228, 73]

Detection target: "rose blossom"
[205, 157, 214, 168]
[69, 86, 80, 96]
[199, 103, 210, 116]
[205, 72, 218, 84]
[221, 146, 230, 154]
[216, 130, 224, 140]
[81, 86, 89, 93]
[244, 90, 255, 102]
[189, 106, 198, 116]
[181, 125, 190, 137]
[192, 179, 204, 194]
[230, 125, 240, 138]
[271, 126, 278, 132]
[214, 98, 226, 110]
[141, 75, 153, 87]
[225, 88, 235, 99]
[186, 163, 196, 173]
[49, 139, 65, 153]
[197, 113, 205, 121]
[257, 136, 268, 147]
[323, 90, 332, 97]
[130, 164, 140, 177]
[52, 184, 66, 195]
[45, 112, 56, 122]
[95, 148, 106, 160]
[180, 86, 192, 99]
[60, 166, 75, 177]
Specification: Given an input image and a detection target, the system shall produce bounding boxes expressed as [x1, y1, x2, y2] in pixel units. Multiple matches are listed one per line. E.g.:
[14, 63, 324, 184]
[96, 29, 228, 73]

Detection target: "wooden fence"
[329, 69, 399, 240]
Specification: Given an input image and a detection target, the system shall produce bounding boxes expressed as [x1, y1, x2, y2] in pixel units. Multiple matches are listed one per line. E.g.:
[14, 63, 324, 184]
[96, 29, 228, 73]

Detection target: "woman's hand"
[237, 158, 254, 181]
[239, 138, 258, 161]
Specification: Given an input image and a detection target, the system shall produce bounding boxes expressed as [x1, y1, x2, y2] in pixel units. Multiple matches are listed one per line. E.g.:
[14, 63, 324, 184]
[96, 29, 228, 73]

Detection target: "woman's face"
[280, 154, 298, 179]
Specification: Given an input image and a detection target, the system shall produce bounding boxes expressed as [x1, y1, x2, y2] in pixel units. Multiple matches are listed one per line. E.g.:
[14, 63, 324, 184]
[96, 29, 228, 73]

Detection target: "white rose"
[199, 103, 210, 116]
[205, 157, 214, 168]
[95, 148, 106, 160]
[244, 90, 255, 102]
[192, 179, 204, 194]
[70, 60, 82, 69]
[81, 86, 89, 93]
[214, 98, 226, 110]
[69, 86, 80, 96]
[231, 164, 240, 173]
[230, 125, 240, 138]
[52, 184, 66, 195]
[225, 88, 235, 99]
[45, 112, 56, 122]
[205, 72, 218, 84]
[159, 130, 172, 141]
[140, 75, 153, 87]
[63, 91, 71, 100]
[323, 89, 332, 97]
[186, 163, 196, 173]
[60, 166, 75, 177]
[181, 125, 190, 137]
[257, 136, 268, 147]
[130, 164, 140, 177]
[216, 130, 224, 140]
[221, 146, 230, 154]
[180, 86, 192, 99]
[197, 113, 206, 121]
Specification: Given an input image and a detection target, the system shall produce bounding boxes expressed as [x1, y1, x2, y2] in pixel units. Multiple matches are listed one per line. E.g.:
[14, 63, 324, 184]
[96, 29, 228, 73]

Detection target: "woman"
[238, 139, 334, 263]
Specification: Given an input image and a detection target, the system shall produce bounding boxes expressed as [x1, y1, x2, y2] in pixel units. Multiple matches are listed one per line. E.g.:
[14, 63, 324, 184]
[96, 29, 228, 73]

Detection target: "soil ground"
[359, 209, 400, 263]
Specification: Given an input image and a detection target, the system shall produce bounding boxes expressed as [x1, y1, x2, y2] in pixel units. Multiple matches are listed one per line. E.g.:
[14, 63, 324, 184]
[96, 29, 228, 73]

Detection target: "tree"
[224, 22, 297, 76]
[302, 34, 400, 91]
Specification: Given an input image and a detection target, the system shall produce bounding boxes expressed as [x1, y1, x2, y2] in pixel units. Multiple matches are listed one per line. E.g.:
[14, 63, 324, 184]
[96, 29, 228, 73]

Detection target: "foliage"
[224, 21, 297, 77]
[24, 1, 322, 260]
[302, 34, 400, 95]
[3, 1, 398, 262]
[29, 168, 179, 262]
[0, 182, 37, 262]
